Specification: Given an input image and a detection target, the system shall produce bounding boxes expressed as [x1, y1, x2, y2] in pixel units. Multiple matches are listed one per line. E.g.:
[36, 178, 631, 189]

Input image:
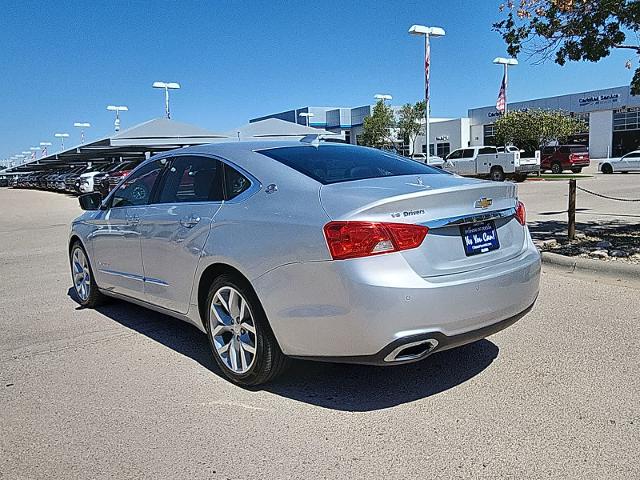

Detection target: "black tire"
[69, 241, 106, 308]
[205, 274, 288, 386]
[571, 167, 582, 174]
[514, 173, 527, 183]
[490, 166, 505, 182]
[551, 162, 563, 174]
[601, 163, 613, 174]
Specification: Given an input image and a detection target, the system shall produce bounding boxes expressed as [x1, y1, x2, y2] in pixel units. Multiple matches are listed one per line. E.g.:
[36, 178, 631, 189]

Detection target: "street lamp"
[22, 151, 32, 163]
[40, 142, 52, 157]
[493, 57, 518, 115]
[107, 105, 128, 132]
[73, 122, 91, 143]
[298, 112, 314, 127]
[152, 81, 181, 119]
[54, 133, 70, 150]
[29, 147, 39, 161]
[409, 24, 446, 161]
[374, 94, 393, 104]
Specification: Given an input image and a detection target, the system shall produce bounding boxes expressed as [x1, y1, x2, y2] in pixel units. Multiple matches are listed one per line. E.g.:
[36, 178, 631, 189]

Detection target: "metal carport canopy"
[33, 117, 229, 166]
[226, 117, 338, 140]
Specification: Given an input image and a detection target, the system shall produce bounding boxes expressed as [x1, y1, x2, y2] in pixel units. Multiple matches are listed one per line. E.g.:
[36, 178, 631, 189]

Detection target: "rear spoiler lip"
[419, 207, 516, 229]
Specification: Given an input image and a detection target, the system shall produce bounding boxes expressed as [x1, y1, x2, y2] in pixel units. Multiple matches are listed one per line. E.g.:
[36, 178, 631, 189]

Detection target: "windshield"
[258, 144, 445, 185]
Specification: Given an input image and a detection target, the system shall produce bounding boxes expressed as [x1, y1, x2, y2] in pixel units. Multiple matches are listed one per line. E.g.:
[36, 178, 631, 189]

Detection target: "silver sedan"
[70, 141, 541, 385]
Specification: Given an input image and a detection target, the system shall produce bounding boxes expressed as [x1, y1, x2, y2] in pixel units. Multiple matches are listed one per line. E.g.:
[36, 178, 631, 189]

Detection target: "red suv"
[541, 145, 590, 174]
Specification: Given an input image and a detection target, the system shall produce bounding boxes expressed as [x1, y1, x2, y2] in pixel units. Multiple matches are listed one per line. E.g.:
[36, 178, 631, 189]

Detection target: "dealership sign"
[578, 93, 620, 107]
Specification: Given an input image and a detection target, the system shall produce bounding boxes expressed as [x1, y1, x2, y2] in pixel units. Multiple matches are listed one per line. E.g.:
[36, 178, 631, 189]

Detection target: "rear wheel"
[571, 167, 583, 174]
[70, 242, 106, 308]
[490, 166, 505, 182]
[551, 162, 563, 174]
[514, 173, 527, 183]
[601, 163, 613, 174]
[205, 274, 288, 386]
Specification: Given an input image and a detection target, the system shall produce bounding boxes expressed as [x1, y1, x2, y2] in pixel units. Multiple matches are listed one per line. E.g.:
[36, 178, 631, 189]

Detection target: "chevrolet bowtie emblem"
[475, 197, 493, 209]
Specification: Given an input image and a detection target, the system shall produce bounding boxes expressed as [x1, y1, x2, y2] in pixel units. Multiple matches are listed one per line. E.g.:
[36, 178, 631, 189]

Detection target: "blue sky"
[1, 0, 635, 160]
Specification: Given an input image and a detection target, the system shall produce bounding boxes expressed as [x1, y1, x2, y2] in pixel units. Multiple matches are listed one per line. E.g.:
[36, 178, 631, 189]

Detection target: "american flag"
[425, 41, 431, 103]
[496, 73, 506, 113]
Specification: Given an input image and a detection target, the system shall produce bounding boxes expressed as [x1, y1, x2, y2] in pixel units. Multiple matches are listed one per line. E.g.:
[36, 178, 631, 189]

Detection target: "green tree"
[494, 0, 640, 94]
[398, 101, 426, 155]
[361, 100, 396, 149]
[494, 109, 586, 152]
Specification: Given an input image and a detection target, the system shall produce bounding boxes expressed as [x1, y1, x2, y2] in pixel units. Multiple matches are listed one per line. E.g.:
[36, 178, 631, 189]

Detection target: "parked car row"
[9, 160, 142, 196]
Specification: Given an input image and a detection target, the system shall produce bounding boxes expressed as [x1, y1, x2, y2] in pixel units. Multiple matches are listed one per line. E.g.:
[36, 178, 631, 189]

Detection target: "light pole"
[40, 142, 52, 158]
[54, 133, 70, 150]
[107, 105, 128, 132]
[298, 112, 314, 127]
[152, 82, 181, 119]
[493, 57, 518, 115]
[73, 122, 91, 143]
[374, 94, 392, 104]
[22, 151, 31, 163]
[409, 24, 445, 162]
[29, 147, 39, 161]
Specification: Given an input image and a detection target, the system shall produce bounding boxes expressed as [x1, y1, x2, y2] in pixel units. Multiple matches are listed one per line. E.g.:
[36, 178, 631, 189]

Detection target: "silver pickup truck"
[443, 146, 540, 182]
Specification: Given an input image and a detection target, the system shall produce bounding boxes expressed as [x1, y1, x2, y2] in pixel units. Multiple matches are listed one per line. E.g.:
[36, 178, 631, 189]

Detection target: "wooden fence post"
[568, 179, 576, 240]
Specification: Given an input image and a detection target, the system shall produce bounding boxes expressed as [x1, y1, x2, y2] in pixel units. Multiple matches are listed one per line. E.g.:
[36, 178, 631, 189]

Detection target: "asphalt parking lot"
[1, 181, 639, 479]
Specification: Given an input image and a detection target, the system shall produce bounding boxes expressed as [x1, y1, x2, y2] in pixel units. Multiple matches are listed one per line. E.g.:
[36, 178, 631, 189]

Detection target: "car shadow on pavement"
[68, 289, 500, 412]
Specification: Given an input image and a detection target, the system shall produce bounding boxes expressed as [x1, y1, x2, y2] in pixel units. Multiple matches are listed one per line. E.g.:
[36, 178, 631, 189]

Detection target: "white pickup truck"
[443, 146, 540, 182]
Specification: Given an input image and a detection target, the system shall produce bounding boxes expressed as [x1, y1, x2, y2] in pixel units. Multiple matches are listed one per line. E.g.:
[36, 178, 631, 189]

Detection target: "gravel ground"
[1, 188, 639, 479]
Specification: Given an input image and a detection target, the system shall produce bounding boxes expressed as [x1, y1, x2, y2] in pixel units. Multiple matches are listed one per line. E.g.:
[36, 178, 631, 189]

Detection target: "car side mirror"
[78, 192, 103, 211]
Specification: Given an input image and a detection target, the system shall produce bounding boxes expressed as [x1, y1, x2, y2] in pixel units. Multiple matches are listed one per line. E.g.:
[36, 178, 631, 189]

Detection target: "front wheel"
[490, 167, 505, 182]
[70, 242, 106, 308]
[205, 275, 288, 386]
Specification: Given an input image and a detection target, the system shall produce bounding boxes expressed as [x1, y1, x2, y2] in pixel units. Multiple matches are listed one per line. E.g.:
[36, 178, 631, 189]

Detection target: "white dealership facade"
[416, 85, 640, 158]
[253, 85, 640, 159]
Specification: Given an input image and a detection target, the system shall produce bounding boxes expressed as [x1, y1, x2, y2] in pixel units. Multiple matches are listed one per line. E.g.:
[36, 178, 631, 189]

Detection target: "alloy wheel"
[72, 247, 91, 302]
[209, 286, 257, 374]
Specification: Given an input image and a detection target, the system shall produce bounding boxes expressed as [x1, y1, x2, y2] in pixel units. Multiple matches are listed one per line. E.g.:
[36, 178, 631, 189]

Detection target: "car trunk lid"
[320, 174, 526, 277]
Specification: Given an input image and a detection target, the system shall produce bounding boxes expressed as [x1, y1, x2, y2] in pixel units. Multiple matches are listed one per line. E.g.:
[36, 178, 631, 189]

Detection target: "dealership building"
[254, 85, 640, 159]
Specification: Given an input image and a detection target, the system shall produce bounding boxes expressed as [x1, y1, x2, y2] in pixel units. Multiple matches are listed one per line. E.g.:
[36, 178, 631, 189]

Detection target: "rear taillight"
[515, 200, 526, 226]
[323, 221, 428, 260]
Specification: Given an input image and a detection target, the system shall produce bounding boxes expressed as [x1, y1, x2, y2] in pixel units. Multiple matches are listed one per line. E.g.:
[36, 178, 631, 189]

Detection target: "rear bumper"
[569, 159, 590, 167]
[515, 164, 540, 174]
[292, 299, 536, 365]
[254, 234, 541, 359]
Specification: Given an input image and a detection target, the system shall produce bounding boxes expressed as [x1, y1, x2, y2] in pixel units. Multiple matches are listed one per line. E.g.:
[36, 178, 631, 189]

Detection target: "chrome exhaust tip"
[383, 339, 439, 363]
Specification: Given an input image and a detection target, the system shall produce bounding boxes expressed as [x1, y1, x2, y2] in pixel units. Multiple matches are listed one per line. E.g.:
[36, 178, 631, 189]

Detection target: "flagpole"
[504, 63, 508, 115]
[425, 33, 430, 162]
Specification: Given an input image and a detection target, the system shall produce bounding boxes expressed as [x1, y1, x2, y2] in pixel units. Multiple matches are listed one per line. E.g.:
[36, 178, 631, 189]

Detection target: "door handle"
[126, 215, 140, 225]
[180, 216, 201, 228]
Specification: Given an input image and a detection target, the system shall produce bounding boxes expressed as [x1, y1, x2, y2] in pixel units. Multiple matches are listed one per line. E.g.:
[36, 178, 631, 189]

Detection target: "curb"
[540, 251, 640, 281]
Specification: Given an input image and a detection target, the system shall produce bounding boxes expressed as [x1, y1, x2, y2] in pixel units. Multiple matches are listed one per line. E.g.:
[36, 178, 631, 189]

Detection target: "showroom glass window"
[111, 159, 166, 208]
[156, 156, 223, 203]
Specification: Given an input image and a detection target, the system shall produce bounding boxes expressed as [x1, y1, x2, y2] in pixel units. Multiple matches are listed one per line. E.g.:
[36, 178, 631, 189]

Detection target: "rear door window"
[155, 156, 223, 204]
[258, 144, 443, 185]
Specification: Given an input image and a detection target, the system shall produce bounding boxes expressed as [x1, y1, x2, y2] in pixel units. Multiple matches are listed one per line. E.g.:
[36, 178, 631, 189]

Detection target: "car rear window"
[568, 145, 588, 153]
[257, 144, 444, 185]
